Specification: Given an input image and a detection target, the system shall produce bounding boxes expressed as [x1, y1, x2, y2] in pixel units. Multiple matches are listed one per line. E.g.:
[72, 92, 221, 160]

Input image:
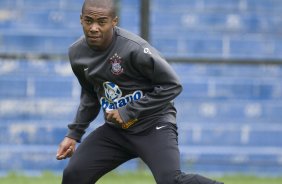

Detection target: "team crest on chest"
[109, 53, 124, 75]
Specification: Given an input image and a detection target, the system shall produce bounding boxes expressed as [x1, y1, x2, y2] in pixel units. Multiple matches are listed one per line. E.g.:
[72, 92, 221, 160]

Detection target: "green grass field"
[0, 171, 282, 184]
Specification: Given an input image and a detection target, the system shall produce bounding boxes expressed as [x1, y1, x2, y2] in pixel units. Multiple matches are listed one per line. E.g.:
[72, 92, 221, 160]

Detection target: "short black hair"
[81, 0, 117, 18]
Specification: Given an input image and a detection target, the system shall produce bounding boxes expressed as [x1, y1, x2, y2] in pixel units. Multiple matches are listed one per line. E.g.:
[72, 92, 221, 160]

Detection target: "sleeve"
[118, 44, 183, 123]
[65, 51, 101, 142]
[66, 88, 100, 142]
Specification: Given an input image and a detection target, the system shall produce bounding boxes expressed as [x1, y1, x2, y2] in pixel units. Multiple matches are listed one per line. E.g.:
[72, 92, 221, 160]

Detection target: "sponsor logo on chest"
[100, 81, 143, 111]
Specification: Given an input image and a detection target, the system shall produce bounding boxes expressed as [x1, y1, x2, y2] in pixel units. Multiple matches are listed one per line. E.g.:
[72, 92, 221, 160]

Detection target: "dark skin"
[81, 6, 117, 50]
[56, 4, 123, 160]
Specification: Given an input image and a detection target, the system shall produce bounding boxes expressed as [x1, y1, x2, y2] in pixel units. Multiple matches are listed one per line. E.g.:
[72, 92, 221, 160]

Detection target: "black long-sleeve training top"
[66, 27, 182, 142]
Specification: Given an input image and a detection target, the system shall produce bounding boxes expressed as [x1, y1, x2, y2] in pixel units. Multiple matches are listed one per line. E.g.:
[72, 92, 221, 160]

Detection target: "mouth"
[88, 35, 101, 41]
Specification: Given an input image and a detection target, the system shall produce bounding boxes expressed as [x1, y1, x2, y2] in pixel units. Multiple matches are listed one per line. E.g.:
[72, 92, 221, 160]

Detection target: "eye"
[98, 20, 107, 25]
[84, 19, 92, 25]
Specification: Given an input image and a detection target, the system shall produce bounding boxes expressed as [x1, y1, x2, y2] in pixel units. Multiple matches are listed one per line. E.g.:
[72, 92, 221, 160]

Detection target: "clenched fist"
[105, 109, 124, 124]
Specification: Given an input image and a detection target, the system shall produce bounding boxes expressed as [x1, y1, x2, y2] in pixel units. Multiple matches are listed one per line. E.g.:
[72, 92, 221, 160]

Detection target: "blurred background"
[0, 0, 282, 177]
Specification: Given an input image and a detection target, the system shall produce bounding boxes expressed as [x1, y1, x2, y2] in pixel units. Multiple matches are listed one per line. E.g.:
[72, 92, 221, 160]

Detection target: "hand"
[56, 137, 76, 160]
[106, 110, 124, 124]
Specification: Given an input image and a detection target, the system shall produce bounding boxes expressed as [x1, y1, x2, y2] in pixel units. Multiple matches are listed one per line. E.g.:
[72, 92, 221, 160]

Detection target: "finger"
[58, 148, 72, 160]
[112, 112, 123, 124]
[113, 115, 123, 124]
[57, 146, 73, 160]
[56, 149, 68, 160]
[57, 143, 70, 155]
[56, 146, 65, 159]
[66, 149, 73, 158]
[117, 119, 123, 124]
[106, 112, 114, 121]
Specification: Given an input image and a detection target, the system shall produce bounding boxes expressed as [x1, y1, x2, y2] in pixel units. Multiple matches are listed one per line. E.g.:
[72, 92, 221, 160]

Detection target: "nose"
[90, 23, 99, 33]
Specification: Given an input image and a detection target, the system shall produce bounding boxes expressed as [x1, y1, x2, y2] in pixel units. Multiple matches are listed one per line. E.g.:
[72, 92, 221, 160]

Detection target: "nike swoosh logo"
[156, 125, 167, 130]
[84, 68, 88, 71]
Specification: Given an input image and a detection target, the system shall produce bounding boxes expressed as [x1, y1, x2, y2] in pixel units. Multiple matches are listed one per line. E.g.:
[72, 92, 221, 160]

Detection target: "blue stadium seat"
[152, 0, 197, 10]
[0, 119, 104, 145]
[0, 33, 81, 54]
[0, 144, 139, 173]
[0, 145, 68, 171]
[0, 77, 27, 97]
[34, 78, 73, 97]
[202, 0, 240, 11]
[179, 145, 282, 173]
[119, 0, 140, 34]
[249, 130, 282, 146]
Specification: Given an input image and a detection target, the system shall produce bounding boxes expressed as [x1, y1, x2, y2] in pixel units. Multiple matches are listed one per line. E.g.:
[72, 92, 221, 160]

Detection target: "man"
[56, 0, 224, 183]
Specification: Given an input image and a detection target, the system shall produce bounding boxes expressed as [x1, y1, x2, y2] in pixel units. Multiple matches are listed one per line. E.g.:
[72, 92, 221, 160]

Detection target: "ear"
[112, 16, 118, 27]
[80, 14, 83, 25]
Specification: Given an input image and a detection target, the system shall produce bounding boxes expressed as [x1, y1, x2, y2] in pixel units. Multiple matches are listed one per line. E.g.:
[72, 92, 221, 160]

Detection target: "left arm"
[117, 45, 183, 123]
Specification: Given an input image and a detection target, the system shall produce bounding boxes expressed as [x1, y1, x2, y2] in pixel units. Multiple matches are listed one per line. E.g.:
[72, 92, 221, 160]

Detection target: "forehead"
[82, 6, 112, 18]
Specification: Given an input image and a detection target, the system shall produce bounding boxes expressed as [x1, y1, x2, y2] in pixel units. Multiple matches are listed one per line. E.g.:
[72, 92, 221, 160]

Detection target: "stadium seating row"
[1, 120, 282, 147]
[152, 0, 282, 12]
[1, 97, 281, 123]
[0, 32, 81, 54]
[180, 145, 282, 174]
[2, 0, 280, 13]
[1, 31, 281, 58]
[0, 0, 84, 10]
[1, 61, 282, 122]
[1, 144, 282, 174]
[1, 98, 281, 124]
[1, 61, 282, 97]
[1, 0, 282, 59]
[0, 144, 138, 173]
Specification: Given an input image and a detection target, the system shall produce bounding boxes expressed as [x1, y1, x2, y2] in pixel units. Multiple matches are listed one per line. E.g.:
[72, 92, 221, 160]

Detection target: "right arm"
[56, 88, 100, 160]
[57, 46, 101, 159]
[66, 87, 100, 142]
[66, 46, 101, 142]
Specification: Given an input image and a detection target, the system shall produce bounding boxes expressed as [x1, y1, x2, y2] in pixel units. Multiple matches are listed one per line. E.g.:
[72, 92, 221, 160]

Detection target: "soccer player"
[56, 0, 224, 183]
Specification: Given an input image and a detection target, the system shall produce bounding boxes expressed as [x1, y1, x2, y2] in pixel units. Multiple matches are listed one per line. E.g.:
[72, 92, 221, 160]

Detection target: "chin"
[87, 40, 100, 48]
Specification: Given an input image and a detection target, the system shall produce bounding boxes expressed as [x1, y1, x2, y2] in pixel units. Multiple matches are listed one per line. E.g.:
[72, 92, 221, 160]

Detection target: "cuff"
[66, 129, 83, 143]
[118, 106, 131, 123]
